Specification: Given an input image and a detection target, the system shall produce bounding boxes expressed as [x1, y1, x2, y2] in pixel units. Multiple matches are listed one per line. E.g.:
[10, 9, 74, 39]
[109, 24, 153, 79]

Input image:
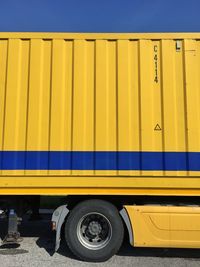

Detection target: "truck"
[0, 32, 200, 262]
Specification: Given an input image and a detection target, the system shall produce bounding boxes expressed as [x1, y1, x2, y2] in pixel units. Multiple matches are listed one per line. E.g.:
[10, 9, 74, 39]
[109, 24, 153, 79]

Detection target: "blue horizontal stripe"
[0, 151, 199, 171]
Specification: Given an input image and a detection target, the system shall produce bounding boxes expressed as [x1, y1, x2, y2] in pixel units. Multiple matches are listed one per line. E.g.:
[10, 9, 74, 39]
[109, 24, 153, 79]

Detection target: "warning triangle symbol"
[154, 124, 161, 131]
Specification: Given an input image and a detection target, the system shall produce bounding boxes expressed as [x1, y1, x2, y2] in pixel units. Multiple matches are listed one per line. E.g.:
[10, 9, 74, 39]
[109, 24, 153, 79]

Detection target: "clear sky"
[0, 0, 199, 32]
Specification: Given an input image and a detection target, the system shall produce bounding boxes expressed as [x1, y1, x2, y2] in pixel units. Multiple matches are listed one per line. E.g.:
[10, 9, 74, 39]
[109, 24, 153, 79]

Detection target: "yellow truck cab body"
[125, 205, 200, 248]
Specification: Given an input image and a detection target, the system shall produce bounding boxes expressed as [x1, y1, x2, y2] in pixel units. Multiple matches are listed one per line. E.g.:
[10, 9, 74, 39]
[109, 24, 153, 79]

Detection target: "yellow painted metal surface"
[125, 205, 200, 248]
[0, 32, 200, 194]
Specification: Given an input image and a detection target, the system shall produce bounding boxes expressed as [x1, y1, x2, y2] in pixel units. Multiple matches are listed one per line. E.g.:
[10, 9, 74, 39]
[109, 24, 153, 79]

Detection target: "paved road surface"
[0, 214, 200, 267]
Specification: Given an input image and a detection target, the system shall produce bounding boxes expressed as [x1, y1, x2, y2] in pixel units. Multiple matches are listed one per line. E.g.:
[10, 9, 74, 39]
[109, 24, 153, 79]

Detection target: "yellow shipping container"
[0, 32, 200, 196]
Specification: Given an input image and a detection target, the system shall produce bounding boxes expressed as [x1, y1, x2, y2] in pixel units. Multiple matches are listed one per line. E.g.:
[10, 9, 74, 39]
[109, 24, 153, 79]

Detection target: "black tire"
[65, 199, 124, 262]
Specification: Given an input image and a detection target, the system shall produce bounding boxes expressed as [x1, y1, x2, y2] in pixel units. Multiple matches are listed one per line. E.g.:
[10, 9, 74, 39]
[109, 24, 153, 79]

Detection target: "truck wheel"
[65, 199, 124, 262]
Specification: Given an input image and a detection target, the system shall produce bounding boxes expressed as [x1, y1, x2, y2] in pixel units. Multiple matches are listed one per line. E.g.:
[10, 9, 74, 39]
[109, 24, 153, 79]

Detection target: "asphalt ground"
[0, 214, 200, 267]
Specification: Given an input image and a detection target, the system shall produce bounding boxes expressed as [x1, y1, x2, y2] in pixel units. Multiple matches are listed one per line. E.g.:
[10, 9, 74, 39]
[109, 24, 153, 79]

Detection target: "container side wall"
[0, 36, 200, 179]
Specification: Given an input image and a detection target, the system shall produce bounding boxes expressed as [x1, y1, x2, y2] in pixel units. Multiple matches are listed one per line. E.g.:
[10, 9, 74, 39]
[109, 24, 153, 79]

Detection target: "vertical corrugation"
[197, 41, 200, 153]
[108, 40, 117, 175]
[106, 41, 109, 154]
[49, 39, 73, 175]
[0, 40, 9, 175]
[173, 40, 179, 177]
[70, 40, 75, 174]
[25, 39, 31, 173]
[139, 40, 156, 175]
[38, 40, 47, 175]
[25, 39, 51, 175]
[68, 40, 73, 175]
[105, 40, 109, 173]
[116, 40, 119, 174]
[48, 39, 53, 174]
[1, 39, 10, 175]
[182, 40, 200, 175]
[39, 41, 44, 151]
[95, 39, 117, 175]
[94, 40, 96, 174]
[182, 40, 189, 175]
[2, 39, 9, 157]
[129, 40, 140, 176]
[64, 40, 73, 175]
[2, 39, 29, 175]
[138, 40, 142, 175]
[198, 40, 200, 152]
[84, 41, 87, 156]
[117, 40, 139, 176]
[95, 40, 110, 175]
[86, 40, 95, 175]
[174, 40, 186, 176]
[152, 40, 162, 176]
[72, 40, 94, 175]
[14, 40, 22, 152]
[1, 39, 8, 170]
[160, 40, 165, 176]
[25, 39, 32, 168]
[79, 40, 95, 175]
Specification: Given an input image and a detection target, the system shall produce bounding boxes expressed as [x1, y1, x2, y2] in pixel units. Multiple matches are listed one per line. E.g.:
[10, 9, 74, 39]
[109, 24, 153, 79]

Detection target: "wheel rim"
[77, 212, 112, 250]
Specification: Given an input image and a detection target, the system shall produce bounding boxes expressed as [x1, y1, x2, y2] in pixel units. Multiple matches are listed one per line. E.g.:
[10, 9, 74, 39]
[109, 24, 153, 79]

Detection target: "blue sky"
[0, 0, 199, 32]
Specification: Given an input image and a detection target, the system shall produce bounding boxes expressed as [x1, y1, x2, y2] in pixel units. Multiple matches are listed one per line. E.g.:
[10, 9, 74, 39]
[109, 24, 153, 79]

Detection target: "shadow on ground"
[0, 214, 200, 261]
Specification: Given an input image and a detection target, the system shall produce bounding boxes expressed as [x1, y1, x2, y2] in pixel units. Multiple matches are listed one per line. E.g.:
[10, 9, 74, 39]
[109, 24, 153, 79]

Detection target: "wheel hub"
[77, 212, 112, 250]
[88, 221, 102, 235]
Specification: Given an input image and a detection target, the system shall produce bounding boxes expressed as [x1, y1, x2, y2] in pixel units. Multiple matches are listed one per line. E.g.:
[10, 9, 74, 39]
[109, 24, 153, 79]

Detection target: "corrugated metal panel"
[0, 34, 200, 179]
